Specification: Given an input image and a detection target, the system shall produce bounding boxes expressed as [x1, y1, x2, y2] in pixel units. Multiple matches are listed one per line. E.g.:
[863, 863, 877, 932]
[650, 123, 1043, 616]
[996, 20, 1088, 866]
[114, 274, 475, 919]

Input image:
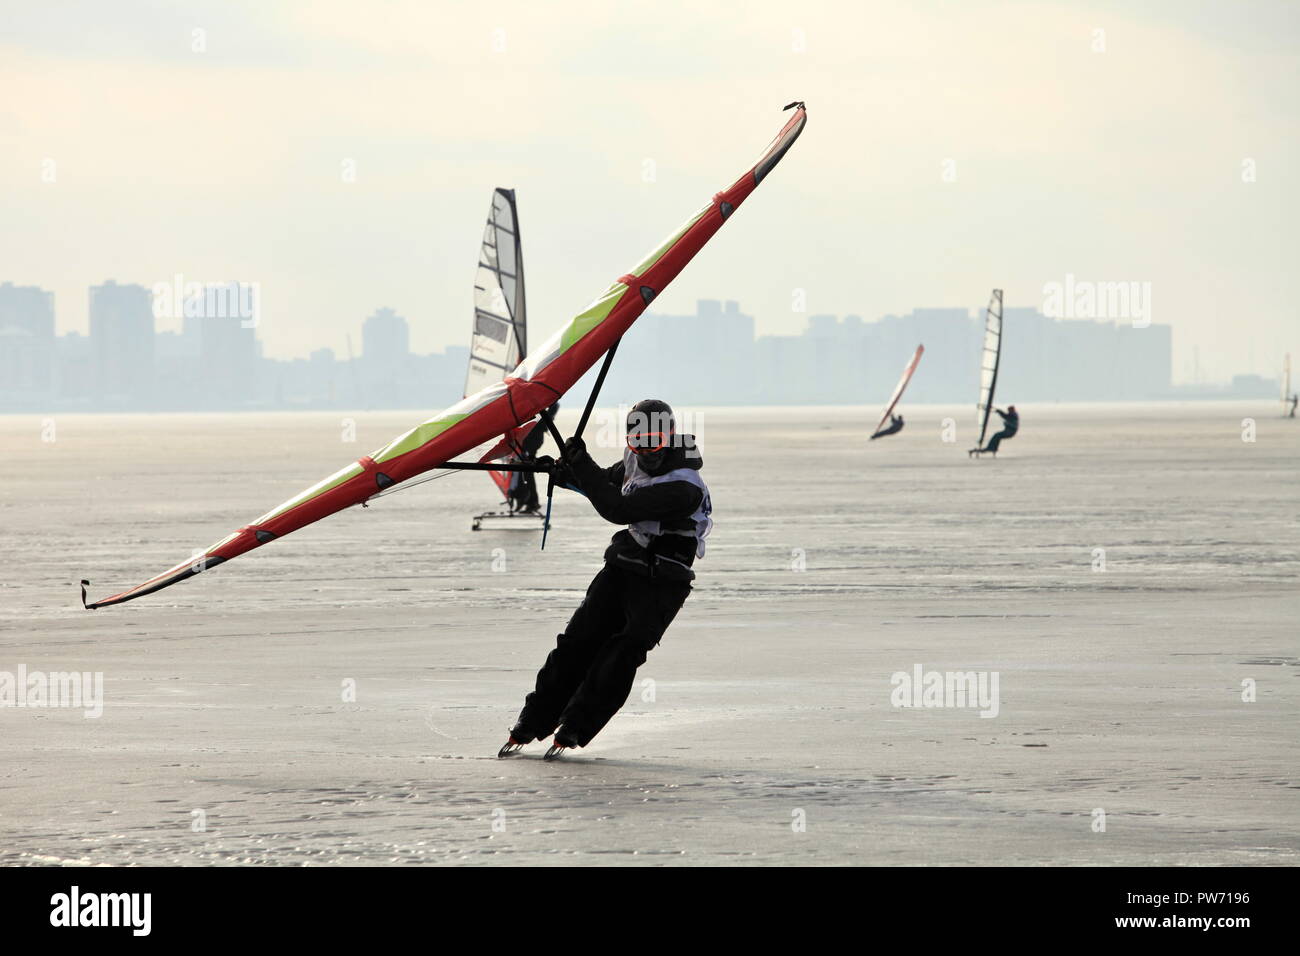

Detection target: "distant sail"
[466, 188, 526, 399]
[1283, 353, 1292, 407]
[975, 289, 1004, 450]
[468, 188, 527, 499]
[872, 345, 924, 437]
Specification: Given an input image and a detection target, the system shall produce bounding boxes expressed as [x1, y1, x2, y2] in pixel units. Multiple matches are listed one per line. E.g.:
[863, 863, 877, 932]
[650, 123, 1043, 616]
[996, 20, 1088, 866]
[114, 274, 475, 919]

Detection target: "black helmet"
[626, 399, 674, 450]
[626, 399, 675, 473]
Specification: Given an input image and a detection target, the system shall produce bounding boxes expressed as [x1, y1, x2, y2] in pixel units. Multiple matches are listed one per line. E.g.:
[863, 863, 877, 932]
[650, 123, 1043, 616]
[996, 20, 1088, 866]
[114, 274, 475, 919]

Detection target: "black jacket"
[566, 439, 705, 581]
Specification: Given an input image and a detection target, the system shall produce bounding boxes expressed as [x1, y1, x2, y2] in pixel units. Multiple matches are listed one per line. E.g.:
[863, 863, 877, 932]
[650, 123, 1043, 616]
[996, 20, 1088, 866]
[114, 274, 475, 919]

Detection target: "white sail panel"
[466, 188, 526, 397]
[976, 289, 1003, 450]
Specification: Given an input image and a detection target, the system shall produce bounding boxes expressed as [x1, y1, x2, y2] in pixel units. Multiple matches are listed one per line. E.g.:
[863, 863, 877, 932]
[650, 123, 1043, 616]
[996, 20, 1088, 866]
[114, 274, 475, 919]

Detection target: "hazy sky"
[3, 0, 1296, 384]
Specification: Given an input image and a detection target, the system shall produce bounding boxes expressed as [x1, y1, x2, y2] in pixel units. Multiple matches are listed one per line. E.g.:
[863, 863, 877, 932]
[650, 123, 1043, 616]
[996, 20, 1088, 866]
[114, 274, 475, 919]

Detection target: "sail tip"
[79, 579, 95, 610]
[783, 100, 806, 111]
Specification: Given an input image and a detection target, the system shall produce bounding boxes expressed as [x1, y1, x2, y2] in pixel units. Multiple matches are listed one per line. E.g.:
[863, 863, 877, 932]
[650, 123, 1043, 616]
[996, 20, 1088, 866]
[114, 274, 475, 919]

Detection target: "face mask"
[636, 447, 669, 473]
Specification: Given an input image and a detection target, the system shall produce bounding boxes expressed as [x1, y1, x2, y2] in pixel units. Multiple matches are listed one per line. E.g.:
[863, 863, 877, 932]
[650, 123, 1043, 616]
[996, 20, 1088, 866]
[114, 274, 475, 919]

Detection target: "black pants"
[985, 427, 1016, 454]
[516, 565, 691, 747]
[510, 471, 539, 512]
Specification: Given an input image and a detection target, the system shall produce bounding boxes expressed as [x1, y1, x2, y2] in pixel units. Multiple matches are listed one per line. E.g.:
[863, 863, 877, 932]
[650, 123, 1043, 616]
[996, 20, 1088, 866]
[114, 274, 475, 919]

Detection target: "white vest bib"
[620, 448, 713, 558]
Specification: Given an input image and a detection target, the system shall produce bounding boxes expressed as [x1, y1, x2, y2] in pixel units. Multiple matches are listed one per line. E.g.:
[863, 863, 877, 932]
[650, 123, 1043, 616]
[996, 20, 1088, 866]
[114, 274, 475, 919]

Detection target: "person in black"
[508, 402, 557, 514]
[499, 399, 711, 759]
[870, 414, 904, 440]
[983, 405, 1019, 455]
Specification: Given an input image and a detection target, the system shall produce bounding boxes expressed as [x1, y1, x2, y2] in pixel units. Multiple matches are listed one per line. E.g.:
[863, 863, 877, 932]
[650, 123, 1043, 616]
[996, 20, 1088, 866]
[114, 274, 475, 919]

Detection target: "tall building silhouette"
[0, 281, 56, 407]
[196, 296, 258, 408]
[362, 307, 410, 365]
[89, 280, 154, 405]
[356, 307, 417, 407]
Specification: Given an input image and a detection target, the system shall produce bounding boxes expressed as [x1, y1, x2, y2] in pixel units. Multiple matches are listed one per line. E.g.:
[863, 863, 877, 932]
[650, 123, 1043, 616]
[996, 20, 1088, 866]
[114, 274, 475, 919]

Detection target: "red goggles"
[626, 431, 671, 454]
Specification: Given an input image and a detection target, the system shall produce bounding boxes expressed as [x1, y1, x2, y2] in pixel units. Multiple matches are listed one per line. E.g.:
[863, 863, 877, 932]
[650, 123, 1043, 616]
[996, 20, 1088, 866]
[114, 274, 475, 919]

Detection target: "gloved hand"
[552, 460, 577, 489]
[530, 454, 572, 485]
[563, 436, 587, 460]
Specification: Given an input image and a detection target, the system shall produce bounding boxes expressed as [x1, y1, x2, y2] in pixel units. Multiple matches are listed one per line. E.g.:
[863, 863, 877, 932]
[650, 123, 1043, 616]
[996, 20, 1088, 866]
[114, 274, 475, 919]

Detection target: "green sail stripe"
[559, 282, 628, 353]
[257, 461, 365, 523]
[206, 531, 241, 553]
[371, 413, 470, 465]
[626, 205, 710, 278]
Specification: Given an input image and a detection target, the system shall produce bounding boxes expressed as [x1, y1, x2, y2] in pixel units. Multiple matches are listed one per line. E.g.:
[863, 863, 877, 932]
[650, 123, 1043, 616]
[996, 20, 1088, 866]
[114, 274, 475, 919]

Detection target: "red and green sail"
[82, 103, 809, 609]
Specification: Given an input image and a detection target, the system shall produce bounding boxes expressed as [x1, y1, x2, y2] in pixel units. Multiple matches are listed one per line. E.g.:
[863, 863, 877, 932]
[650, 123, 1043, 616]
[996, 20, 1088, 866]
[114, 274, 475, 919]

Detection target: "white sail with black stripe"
[466, 188, 526, 398]
[975, 288, 1004, 450]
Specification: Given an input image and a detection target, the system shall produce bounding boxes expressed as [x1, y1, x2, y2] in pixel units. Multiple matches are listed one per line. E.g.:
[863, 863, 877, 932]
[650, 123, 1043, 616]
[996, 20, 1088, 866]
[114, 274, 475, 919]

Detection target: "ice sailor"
[980, 404, 1019, 456]
[499, 399, 711, 759]
[871, 413, 905, 440]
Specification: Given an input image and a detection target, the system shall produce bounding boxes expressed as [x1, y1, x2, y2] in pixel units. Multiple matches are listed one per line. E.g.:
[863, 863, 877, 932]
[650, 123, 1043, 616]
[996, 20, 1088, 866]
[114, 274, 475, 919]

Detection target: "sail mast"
[507, 189, 526, 358]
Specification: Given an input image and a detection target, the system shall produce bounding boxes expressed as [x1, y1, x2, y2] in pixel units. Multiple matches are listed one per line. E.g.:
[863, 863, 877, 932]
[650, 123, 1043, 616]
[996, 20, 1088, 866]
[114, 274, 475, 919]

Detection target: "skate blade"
[473, 511, 546, 532]
[542, 744, 568, 761]
[497, 740, 525, 758]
